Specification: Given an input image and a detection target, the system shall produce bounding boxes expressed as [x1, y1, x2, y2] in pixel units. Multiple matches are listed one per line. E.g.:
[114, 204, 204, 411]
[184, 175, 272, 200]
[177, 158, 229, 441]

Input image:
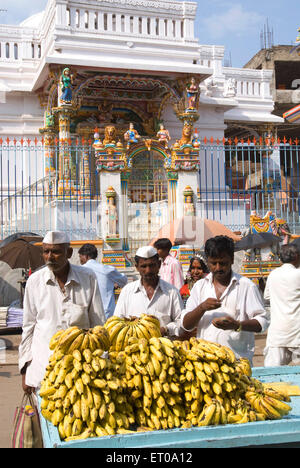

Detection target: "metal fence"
[0, 139, 299, 241]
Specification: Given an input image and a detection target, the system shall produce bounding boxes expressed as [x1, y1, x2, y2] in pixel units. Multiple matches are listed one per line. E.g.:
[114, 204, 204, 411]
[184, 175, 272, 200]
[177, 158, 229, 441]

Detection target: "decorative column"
[94, 125, 131, 268]
[167, 170, 178, 222]
[52, 105, 76, 198]
[77, 125, 95, 199]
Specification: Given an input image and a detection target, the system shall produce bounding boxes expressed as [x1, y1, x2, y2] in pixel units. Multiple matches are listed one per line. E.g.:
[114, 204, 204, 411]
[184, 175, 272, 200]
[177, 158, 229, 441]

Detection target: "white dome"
[19, 11, 44, 28]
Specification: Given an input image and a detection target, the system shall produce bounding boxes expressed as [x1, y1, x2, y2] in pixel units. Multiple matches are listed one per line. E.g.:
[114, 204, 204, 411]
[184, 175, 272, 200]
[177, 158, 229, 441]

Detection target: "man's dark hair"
[279, 244, 300, 264]
[134, 254, 160, 266]
[204, 235, 234, 259]
[153, 238, 172, 252]
[78, 243, 98, 259]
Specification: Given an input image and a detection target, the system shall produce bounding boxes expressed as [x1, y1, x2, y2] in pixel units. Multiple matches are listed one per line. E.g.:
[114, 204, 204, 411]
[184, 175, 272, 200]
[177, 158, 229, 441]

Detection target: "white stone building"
[0, 0, 283, 251]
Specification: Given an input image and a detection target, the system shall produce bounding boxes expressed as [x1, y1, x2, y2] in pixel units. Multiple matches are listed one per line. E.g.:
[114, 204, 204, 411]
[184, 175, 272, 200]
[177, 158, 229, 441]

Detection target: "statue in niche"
[124, 122, 141, 149]
[60, 67, 73, 104]
[183, 186, 195, 217]
[106, 186, 118, 238]
[156, 123, 171, 148]
[224, 78, 237, 98]
[186, 77, 199, 110]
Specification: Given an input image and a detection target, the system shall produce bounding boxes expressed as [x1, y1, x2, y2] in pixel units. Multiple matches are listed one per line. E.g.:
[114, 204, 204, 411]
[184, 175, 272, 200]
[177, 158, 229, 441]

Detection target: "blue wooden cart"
[38, 365, 300, 448]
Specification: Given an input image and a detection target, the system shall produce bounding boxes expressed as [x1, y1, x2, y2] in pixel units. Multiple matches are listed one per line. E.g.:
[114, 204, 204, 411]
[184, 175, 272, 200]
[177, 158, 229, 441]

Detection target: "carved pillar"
[167, 170, 178, 222]
[53, 105, 75, 198]
[77, 126, 95, 199]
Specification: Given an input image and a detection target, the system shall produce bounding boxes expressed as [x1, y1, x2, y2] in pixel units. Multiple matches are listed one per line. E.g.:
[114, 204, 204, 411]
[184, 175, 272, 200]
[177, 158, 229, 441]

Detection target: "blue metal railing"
[0, 140, 299, 240]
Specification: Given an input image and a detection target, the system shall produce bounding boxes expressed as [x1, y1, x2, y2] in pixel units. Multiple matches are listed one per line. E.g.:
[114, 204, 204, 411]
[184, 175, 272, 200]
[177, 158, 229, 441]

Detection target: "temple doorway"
[127, 149, 169, 253]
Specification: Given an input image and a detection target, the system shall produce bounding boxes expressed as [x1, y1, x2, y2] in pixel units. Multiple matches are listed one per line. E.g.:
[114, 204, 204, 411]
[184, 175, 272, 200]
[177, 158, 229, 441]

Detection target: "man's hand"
[201, 298, 222, 312]
[212, 315, 239, 331]
[22, 374, 35, 395]
[160, 327, 167, 336]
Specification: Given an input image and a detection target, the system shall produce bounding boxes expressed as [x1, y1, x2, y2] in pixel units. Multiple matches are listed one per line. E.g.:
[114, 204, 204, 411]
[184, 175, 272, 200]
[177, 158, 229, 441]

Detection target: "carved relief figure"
[156, 123, 171, 148]
[60, 67, 73, 104]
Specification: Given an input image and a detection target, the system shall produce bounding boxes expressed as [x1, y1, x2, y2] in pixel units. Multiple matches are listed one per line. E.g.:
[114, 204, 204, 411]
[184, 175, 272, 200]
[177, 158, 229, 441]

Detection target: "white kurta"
[264, 263, 300, 348]
[181, 272, 269, 362]
[19, 264, 105, 388]
[113, 278, 184, 337]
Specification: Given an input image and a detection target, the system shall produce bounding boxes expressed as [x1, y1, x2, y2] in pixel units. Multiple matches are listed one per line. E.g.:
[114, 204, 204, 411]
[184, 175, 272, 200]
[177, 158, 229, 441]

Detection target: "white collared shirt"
[181, 272, 269, 362]
[264, 263, 300, 347]
[83, 259, 128, 319]
[19, 263, 105, 388]
[114, 278, 184, 337]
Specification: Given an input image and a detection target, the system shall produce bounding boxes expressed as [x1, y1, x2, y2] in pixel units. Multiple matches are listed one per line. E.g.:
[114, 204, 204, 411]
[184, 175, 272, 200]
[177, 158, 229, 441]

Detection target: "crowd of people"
[18, 231, 300, 395]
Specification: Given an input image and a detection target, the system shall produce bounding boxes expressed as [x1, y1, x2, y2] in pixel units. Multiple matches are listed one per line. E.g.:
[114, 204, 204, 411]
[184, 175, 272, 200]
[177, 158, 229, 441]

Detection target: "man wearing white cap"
[19, 231, 105, 394]
[113, 246, 184, 337]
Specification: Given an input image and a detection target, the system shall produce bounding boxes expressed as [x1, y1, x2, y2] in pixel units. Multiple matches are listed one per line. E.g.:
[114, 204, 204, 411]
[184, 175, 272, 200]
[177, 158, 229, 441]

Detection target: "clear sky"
[0, 0, 299, 67]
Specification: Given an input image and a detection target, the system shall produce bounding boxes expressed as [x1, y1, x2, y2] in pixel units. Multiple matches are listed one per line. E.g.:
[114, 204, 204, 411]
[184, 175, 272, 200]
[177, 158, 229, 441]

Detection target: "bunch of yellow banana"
[40, 334, 134, 441]
[104, 314, 161, 352]
[235, 358, 252, 377]
[49, 325, 110, 354]
[197, 400, 228, 426]
[120, 335, 186, 430]
[245, 389, 292, 420]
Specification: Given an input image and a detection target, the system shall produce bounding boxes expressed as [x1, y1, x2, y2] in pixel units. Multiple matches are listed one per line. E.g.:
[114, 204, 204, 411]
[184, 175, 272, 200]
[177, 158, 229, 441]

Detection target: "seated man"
[114, 246, 184, 337]
[181, 235, 269, 364]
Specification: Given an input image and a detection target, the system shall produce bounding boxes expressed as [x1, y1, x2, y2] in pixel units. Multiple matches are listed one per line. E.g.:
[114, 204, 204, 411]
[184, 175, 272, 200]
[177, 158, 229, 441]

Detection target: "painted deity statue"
[186, 77, 199, 110]
[183, 186, 195, 217]
[106, 187, 118, 238]
[60, 67, 73, 104]
[156, 123, 171, 148]
[124, 122, 140, 149]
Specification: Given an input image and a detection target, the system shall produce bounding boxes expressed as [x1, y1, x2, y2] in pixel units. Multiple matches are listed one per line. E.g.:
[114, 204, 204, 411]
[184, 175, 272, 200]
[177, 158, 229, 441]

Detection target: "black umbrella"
[234, 232, 281, 252]
[0, 238, 44, 270]
[0, 232, 43, 249]
[291, 238, 300, 249]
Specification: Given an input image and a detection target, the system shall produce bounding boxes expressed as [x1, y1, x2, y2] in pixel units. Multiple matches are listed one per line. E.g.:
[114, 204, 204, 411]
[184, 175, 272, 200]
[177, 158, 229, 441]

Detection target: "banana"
[259, 397, 282, 420]
[147, 354, 159, 376]
[82, 348, 92, 363]
[150, 345, 164, 362]
[197, 403, 216, 426]
[107, 321, 126, 344]
[81, 394, 90, 422]
[49, 329, 64, 350]
[58, 327, 83, 353]
[67, 331, 85, 353]
[114, 325, 130, 352]
[80, 332, 91, 351]
[66, 428, 92, 441]
[262, 395, 291, 415]
[74, 377, 84, 395]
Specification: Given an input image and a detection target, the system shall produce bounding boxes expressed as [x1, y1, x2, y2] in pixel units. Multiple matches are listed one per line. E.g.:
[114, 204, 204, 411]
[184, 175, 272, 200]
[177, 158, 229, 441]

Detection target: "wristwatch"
[235, 321, 242, 332]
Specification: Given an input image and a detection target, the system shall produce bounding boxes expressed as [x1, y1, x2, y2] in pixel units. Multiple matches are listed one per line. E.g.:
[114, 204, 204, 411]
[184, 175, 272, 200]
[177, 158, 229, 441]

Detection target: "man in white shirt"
[264, 243, 300, 366]
[19, 231, 105, 393]
[114, 246, 184, 337]
[78, 243, 128, 319]
[181, 236, 269, 364]
[153, 238, 184, 290]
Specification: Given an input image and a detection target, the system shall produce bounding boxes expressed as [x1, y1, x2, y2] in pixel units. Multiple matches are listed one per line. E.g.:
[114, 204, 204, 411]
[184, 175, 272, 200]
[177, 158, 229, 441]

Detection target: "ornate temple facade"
[0, 0, 284, 260]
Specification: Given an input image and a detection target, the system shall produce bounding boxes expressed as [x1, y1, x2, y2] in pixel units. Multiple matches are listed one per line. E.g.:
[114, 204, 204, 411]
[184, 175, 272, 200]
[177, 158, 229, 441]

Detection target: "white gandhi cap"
[43, 231, 71, 244]
[135, 246, 158, 258]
